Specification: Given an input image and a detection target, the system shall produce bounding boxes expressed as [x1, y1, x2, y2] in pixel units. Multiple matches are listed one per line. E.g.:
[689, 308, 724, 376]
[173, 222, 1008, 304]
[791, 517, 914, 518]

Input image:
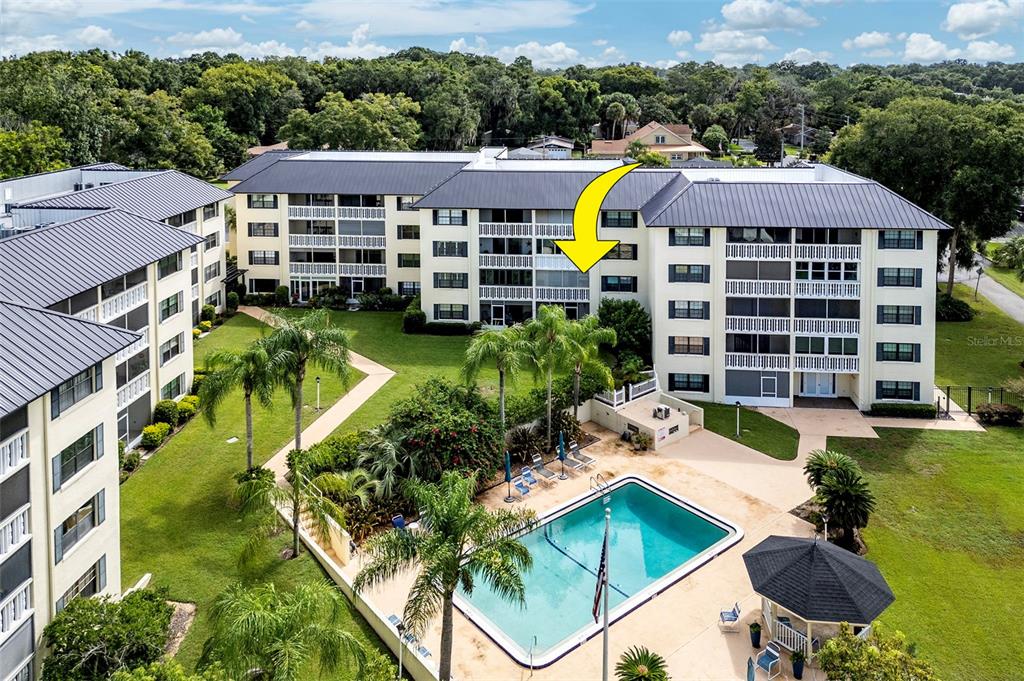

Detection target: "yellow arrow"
[556, 162, 641, 273]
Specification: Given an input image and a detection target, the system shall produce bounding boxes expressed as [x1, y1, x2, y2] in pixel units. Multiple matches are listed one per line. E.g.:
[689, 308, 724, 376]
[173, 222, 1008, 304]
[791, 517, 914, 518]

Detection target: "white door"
[803, 373, 835, 397]
[761, 375, 777, 398]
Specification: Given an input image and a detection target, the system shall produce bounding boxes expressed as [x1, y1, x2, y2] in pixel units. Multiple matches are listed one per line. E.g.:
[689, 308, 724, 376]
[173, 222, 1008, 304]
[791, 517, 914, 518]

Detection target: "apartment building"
[228, 151, 944, 410]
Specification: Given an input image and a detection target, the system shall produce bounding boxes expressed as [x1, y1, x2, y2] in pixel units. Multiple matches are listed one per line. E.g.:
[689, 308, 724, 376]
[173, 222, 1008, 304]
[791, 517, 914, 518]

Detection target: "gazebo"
[742, 535, 895, 659]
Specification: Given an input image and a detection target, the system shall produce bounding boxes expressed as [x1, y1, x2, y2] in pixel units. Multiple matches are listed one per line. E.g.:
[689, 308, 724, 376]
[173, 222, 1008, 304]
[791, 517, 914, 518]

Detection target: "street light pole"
[316, 376, 321, 411]
[396, 622, 406, 680]
[735, 401, 741, 438]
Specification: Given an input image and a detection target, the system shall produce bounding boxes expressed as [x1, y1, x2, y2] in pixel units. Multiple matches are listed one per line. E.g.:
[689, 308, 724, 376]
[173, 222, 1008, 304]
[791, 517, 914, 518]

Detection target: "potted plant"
[633, 431, 652, 452]
[749, 622, 762, 649]
[791, 649, 806, 679]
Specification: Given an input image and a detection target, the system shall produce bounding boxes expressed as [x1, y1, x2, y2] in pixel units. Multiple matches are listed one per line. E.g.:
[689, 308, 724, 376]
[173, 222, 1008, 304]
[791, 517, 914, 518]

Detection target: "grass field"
[982, 242, 1024, 300]
[119, 314, 383, 674]
[693, 400, 800, 460]
[935, 284, 1024, 387]
[828, 426, 1024, 681]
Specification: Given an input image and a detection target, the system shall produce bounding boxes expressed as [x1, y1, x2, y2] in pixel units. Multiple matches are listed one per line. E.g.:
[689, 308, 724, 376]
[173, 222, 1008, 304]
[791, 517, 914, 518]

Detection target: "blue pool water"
[456, 479, 735, 663]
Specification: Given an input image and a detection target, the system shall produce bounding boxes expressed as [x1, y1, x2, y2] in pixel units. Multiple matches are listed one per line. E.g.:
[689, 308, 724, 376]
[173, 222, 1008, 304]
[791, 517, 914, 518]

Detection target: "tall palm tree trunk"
[545, 367, 553, 449]
[291, 474, 301, 558]
[244, 390, 254, 470]
[294, 364, 305, 451]
[572, 364, 581, 421]
[498, 368, 506, 437]
[439, 594, 455, 681]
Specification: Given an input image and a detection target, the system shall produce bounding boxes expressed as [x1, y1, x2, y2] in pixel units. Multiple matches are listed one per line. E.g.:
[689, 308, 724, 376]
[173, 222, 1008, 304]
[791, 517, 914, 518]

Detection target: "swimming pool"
[455, 475, 743, 667]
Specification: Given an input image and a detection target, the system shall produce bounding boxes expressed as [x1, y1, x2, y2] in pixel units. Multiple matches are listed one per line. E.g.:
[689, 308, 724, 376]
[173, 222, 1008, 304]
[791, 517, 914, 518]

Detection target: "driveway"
[942, 257, 1024, 325]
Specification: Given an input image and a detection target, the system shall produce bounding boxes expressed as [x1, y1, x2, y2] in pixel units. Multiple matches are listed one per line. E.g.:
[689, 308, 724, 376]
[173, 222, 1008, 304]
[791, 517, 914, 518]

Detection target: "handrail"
[590, 473, 609, 492]
[529, 635, 538, 676]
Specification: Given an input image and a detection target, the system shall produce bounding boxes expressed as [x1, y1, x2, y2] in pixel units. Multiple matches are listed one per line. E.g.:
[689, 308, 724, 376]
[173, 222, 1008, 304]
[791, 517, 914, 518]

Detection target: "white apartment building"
[228, 151, 945, 410]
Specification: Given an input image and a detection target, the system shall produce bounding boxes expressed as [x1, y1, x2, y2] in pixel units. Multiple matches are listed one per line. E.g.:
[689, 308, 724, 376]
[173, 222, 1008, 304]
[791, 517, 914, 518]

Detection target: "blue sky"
[1, 1, 1020, 67]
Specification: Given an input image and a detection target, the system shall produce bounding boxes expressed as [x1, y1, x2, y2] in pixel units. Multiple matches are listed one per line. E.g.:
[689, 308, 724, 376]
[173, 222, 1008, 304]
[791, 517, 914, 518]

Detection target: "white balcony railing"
[0, 506, 30, 560]
[0, 430, 29, 483]
[535, 223, 574, 238]
[0, 580, 31, 644]
[117, 371, 150, 409]
[535, 286, 590, 302]
[190, 252, 199, 269]
[479, 254, 533, 268]
[793, 244, 861, 261]
[794, 281, 861, 298]
[74, 306, 99, 322]
[794, 355, 860, 373]
[100, 282, 147, 323]
[725, 279, 792, 297]
[724, 353, 790, 370]
[596, 369, 658, 407]
[288, 205, 336, 220]
[338, 235, 387, 249]
[191, 284, 199, 300]
[479, 222, 533, 237]
[180, 221, 198, 235]
[115, 327, 149, 363]
[725, 243, 792, 260]
[479, 286, 533, 301]
[792, 318, 860, 336]
[289, 234, 337, 248]
[534, 254, 576, 271]
[725, 316, 791, 333]
[338, 206, 385, 220]
[289, 262, 337, 277]
[338, 263, 387, 277]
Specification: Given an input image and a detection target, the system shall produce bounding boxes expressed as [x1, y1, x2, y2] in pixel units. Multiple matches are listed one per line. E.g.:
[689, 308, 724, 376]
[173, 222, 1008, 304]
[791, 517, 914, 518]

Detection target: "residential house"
[589, 122, 710, 163]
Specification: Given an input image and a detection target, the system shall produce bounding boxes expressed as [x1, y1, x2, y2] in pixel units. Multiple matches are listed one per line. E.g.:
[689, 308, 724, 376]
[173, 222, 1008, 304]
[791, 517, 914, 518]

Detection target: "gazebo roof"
[743, 535, 895, 624]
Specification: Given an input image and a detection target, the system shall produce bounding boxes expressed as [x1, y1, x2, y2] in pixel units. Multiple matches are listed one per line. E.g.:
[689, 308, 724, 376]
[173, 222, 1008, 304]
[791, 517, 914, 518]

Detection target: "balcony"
[338, 206, 385, 220]
[793, 244, 861, 260]
[725, 316, 791, 333]
[536, 286, 590, 302]
[115, 327, 149, 363]
[479, 222, 532, 237]
[338, 235, 386, 249]
[0, 429, 28, 483]
[289, 234, 337, 248]
[479, 254, 533, 268]
[535, 223, 574, 238]
[0, 581, 31, 646]
[534, 254, 576, 271]
[289, 262, 337, 277]
[725, 353, 790, 370]
[100, 282, 147, 323]
[117, 371, 150, 409]
[338, 263, 387, 277]
[74, 306, 99, 322]
[0, 506, 30, 561]
[479, 285, 533, 301]
[725, 279, 791, 297]
[795, 355, 860, 373]
[180, 221, 198, 235]
[725, 243, 792, 260]
[190, 252, 198, 269]
[794, 281, 860, 298]
[288, 205, 336, 220]
[793, 318, 860, 335]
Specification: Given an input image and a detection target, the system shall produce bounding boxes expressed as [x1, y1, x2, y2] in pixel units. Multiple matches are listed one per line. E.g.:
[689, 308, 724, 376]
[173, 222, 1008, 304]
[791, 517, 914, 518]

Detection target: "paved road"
[939, 255, 1024, 325]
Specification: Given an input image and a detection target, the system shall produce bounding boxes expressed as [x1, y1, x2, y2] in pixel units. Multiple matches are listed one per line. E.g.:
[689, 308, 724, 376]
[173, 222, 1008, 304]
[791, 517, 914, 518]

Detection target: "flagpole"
[602, 507, 610, 681]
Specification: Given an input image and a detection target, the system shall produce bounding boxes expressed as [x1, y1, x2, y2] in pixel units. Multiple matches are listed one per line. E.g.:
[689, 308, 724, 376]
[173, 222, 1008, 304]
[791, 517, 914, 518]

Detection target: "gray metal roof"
[414, 169, 681, 210]
[18, 170, 232, 220]
[0, 301, 139, 418]
[647, 181, 950, 229]
[219, 150, 301, 182]
[0, 210, 203, 308]
[230, 159, 469, 196]
[676, 157, 732, 169]
[85, 162, 131, 171]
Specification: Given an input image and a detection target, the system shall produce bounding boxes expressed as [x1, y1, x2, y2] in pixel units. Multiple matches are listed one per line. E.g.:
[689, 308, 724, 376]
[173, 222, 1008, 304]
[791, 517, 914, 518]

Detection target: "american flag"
[592, 523, 608, 623]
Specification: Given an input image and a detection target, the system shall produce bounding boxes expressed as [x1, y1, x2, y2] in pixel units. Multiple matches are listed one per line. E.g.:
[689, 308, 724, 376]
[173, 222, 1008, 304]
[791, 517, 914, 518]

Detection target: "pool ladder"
[590, 474, 611, 504]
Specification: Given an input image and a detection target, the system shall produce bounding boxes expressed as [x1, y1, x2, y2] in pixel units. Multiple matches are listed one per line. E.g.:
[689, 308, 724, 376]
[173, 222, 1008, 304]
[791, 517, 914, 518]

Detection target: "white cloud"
[299, 23, 393, 60]
[295, 19, 314, 31]
[449, 36, 490, 54]
[667, 29, 692, 47]
[720, 0, 819, 29]
[696, 28, 774, 65]
[75, 24, 120, 49]
[493, 40, 581, 68]
[601, 45, 626, 62]
[0, 33, 65, 56]
[167, 26, 244, 47]
[963, 39, 1016, 60]
[165, 26, 298, 57]
[903, 32, 960, 62]
[783, 47, 832, 63]
[942, 0, 1023, 39]
[592, 38, 608, 46]
[842, 31, 892, 50]
[675, 50, 690, 59]
[650, 59, 680, 69]
[240, 14, 256, 23]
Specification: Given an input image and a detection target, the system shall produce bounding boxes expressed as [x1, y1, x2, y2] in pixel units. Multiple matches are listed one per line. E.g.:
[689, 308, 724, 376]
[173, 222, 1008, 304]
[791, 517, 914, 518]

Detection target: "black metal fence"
[939, 385, 1024, 415]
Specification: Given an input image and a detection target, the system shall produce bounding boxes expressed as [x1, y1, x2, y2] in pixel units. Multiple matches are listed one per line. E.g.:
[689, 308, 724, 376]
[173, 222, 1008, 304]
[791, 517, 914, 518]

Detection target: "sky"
[0, 0, 1021, 68]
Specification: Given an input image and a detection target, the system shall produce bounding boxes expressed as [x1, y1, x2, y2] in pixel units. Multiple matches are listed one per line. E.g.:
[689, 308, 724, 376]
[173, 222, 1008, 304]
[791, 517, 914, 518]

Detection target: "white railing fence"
[117, 371, 150, 409]
[724, 353, 790, 370]
[0, 430, 29, 482]
[0, 580, 31, 642]
[100, 282, 147, 323]
[595, 368, 658, 407]
[0, 506, 30, 560]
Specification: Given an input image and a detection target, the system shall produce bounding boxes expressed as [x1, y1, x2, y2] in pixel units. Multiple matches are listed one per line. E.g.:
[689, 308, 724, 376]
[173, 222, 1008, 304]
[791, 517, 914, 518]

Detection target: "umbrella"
[558, 431, 568, 480]
[503, 451, 514, 503]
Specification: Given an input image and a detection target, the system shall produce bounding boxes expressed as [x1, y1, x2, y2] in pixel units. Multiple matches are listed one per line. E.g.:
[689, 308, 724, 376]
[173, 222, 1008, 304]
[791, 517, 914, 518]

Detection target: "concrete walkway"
[238, 306, 396, 480]
[944, 257, 1024, 325]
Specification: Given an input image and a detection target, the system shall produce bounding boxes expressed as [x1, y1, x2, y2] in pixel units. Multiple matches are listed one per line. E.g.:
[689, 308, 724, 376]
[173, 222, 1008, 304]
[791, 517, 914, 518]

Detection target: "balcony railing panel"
[535, 286, 590, 302]
[0, 506, 30, 560]
[792, 318, 860, 335]
[793, 281, 861, 298]
[535, 223, 574, 238]
[725, 243, 792, 260]
[74, 306, 99, 322]
[479, 222, 533, 237]
[0, 580, 31, 645]
[793, 244, 861, 261]
[534, 254, 576, 271]
[338, 263, 387, 277]
[338, 206, 385, 220]
[180, 221, 198, 235]
[117, 371, 150, 409]
[724, 316, 790, 333]
[101, 282, 147, 323]
[724, 279, 791, 297]
[289, 234, 337, 248]
[338, 235, 386, 249]
[794, 355, 860, 373]
[288, 206, 336, 220]
[0, 430, 29, 483]
[724, 353, 790, 370]
[479, 286, 533, 301]
[479, 254, 533, 268]
[115, 327, 149, 363]
[289, 262, 338, 277]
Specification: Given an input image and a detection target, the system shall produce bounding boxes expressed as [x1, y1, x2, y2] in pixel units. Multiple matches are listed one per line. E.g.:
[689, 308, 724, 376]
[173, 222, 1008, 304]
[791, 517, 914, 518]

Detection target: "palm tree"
[803, 449, 860, 489]
[199, 339, 286, 470]
[524, 305, 572, 448]
[357, 423, 412, 499]
[615, 646, 671, 681]
[816, 467, 876, 549]
[607, 101, 626, 140]
[353, 471, 535, 681]
[564, 315, 617, 420]
[200, 580, 365, 680]
[461, 325, 530, 437]
[267, 308, 351, 452]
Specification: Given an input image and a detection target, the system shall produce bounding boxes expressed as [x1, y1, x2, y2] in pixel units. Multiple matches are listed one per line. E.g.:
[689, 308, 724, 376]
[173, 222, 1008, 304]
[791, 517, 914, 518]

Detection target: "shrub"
[226, 291, 239, 312]
[118, 439, 126, 468]
[233, 465, 275, 486]
[200, 304, 216, 323]
[551, 410, 583, 444]
[357, 287, 409, 311]
[307, 432, 363, 474]
[274, 285, 290, 306]
[190, 372, 206, 396]
[140, 423, 171, 449]
[975, 402, 1023, 425]
[632, 431, 653, 451]
[869, 402, 937, 418]
[193, 328, 201, 339]
[176, 400, 197, 421]
[153, 400, 180, 427]
[112, 660, 229, 680]
[422, 321, 480, 335]
[615, 646, 670, 681]
[936, 293, 974, 321]
[122, 450, 142, 472]
[179, 394, 200, 410]
[402, 304, 426, 333]
[506, 424, 545, 462]
[198, 320, 213, 332]
[818, 623, 937, 681]
[804, 449, 860, 488]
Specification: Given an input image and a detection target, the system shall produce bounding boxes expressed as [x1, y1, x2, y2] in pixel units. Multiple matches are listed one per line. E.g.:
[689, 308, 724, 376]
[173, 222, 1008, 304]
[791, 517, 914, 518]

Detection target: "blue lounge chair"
[513, 478, 531, 497]
[417, 645, 432, 658]
[387, 614, 401, 628]
[756, 642, 781, 679]
[569, 440, 596, 468]
[391, 515, 406, 530]
[521, 467, 539, 486]
[718, 602, 741, 631]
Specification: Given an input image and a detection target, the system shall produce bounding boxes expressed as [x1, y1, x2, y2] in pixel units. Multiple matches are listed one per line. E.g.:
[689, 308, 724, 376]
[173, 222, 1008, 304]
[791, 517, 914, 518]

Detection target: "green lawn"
[982, 243, 1024, 300]
[935, 284, 1024, 387]
[693, 400, 799, 460]
[119, 314, 382, 675]
[828, 426, 1024, 681]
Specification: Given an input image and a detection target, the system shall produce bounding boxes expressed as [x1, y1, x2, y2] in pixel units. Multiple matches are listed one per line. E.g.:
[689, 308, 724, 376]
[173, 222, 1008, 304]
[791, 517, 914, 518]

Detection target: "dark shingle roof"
[18, 170, 232, 220]
[219, 150, 301, 182]
[414, 169, 681, 210]
[647, 181, 950, 229]
[230, 159, 470, 196]
[743, 536, 895, 624]
[0, 301, 139, 418]
[0, 210, 203, 308]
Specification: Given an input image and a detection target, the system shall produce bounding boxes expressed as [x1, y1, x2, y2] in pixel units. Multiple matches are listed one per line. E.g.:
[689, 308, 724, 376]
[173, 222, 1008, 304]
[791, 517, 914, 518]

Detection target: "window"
[157, 252, 182, 279]
[52, 366, 101, 418]
[878, 342, 919, 362]
[432, 241, 468, 257]
[878, 267, 921, 287]
[159, 333, 183, 366]
[669, 300, 709, 319]
[434, 304, 468, 320]
[397, 253, 421, 268]
[205, 291, 221, 307]
[795, 336, 825, 354]
[204, 262, 221, 282]
[204, 232, 220, 251]
[248, 194, 278, 209]
[601, 276, 637, 292]
[433, 209, 467, 226]
[166, 209, 196, 228]
[878, 305, 920, 325]
[55, 491, 104, 563]
[828, 337, 859, 355]
[249, 250, 280, 266]
[203, 202, 219, 220]
[876, 380, 918, 401]
[669, 373, 709, 392]
[161, 373, 185, 399]
[880, 230, 920, 249]
[159, 292, 182, 322]
[398, 224, 420, 240]
[434, 272, 469, 289]
[669, 336, 708, 355]
[669, 264, 710, 283]
[397, 196, 417, 211]
[54, 426, 101, 488]
[605, 243, 638, 260]
[654, 134, 666, 144]
[398, 282, 421, 296]
[57, 556, 106, 612]
[669, 228, 709, 246]
[602, 211, 636, 228]
[247, 222, 279, 237]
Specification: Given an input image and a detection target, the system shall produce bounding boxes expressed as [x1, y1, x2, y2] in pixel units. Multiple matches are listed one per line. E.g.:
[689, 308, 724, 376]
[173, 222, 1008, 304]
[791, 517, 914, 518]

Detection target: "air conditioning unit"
[84, 183, 95, 189]
[73, 183, 84, 191]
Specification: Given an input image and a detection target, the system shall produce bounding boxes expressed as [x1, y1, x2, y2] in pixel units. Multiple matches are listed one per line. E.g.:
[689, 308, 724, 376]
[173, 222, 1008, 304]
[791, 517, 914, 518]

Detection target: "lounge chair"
[746, 657, 755, 681]
[417, 644, 432, 658]
[387, 614, 401, 628]
[530, 454, 557, 482]
[570, 447, 595, 469]
[718, 602, 741, 632]
[756, 642, 781, 679]
[521, 467, 540, 486]
[513, 478, 531, 497]
[391, 515, 406, 530]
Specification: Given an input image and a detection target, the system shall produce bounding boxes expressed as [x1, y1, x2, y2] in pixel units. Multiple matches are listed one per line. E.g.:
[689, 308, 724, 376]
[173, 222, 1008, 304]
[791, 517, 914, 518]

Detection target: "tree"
[0, 121, 69, 179]
[112, 660, 228, 681]
[615, 646, 671, 681]
[199, 581, 365, 681]
[183, 62, 302, 142]
[597, 298, 652, 363]
[187, 103, 251, 171]
[607, 101, 627, 140]
[601, 92, 641, 139]
[42, 589, 173, 681]
[199, 339, 287, 471]
[818, 623, 938, 681]
[525, 305, 573, 448]
[816, 467, 876, 549]
[626, 140, 669, 167]
[357, 423, 413, 499]
[636, 93, 680, 126]
[527, 76, 602, 142]
[810, 125, 833, 156]
[354, 472, 535, 681]
[992, 234, 1024, 280]
[279, 92, 422, 151]
[688, 103, 714, 135]
[461, 325, 530, 437]
[803, 449, 859, 489]
[701, 124, 729, 156]
[564, 316, 616, 420]
[753, 123, 783, 164]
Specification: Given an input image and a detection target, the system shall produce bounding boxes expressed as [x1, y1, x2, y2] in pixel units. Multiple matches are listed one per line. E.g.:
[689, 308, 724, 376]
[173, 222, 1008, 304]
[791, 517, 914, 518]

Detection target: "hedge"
[936, 293, 974, 322]
[152, 399, 180, 427]
[140, 422, 171, 449]
[975, 402, 1023, 425]
[868, 402, 937, 418]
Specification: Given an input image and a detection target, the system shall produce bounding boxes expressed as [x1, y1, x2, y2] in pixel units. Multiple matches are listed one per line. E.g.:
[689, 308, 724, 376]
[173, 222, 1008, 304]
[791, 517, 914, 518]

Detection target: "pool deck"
[342, 423, 817, 681]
